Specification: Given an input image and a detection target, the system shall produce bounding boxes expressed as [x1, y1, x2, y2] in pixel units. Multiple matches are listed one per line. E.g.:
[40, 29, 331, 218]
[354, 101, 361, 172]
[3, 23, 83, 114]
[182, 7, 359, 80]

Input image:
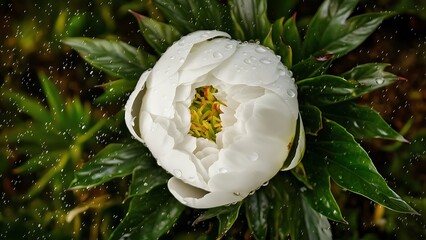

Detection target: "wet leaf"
[128, 167, 169, 198]
[302, 155, 345, 222]
[153, 0, 230, 34]
[299, 104, 323, 135]
[131, 11, 181, 54]
[245, 189, 269, 240]
[39, 73, 65, 123]
[282, 15, 302, 64]
[194, 202, 242, 237]
[341, 63, 399, 94]
[109, 187, 185, 240]
[95, 79, 137, 104]
[267, 0, 297, 20]
[229, 0, 270, 41]
[70, 142, 154, 189]
[0, 91, 50, 123]
[13, 150, 63, 174]
[303, 0, 393, 59]
[322, 102, 406, 141]
[63, 38, 157, 81]
[268, 174, 333, 240]
[291, 54, 333, 81]
[310, 120, 417, 214]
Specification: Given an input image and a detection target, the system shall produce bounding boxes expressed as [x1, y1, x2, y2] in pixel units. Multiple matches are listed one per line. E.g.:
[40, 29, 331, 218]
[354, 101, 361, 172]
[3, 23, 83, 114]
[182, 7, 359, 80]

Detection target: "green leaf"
[39, 73, 65, 123]
[282, 15, 302, 64]
[194, 203, 242, 237]
[310, 120, 417, 214]
[109, 187, 185, 240]
[63, 38, 156, 81]
[302, 154, 345, 222]
[299, 104, 322, 135]
[291, 54, 333, 81]
[341, 63, 400, 94]
[262, 17, 292, 67]
[297, 75, 355, 106]
[131, 11, 181, 54]
[95, 79, 137, 104]
[0, 91, 50, 123]
[70, 143, 154, 189]
[229, 0, 270, 41]
[322, 102, 406, 141]
[13, 150, 63, 174]
[128, 167, 169, 198]
[300, 195, 333, 240]
[303, 0, 393, 59]
[153, 0, 230, 34]
[245, 189, 269, 240]
[267, 174, 332, 240]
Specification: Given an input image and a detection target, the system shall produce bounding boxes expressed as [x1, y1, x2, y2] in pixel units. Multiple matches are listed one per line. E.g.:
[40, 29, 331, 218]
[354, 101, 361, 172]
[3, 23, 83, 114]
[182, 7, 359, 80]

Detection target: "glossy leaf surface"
[63, 38, 156, 81]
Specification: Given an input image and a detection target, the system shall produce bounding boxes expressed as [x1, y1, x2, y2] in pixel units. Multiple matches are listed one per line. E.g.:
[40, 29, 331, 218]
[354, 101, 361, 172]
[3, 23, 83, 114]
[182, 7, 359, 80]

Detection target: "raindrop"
[262, 181, 269, 186]
[219, 167, 228, 173]
[255, 46, 266, 53]
[375, 77, 384, 84]
[233, 192, 241, 196]
[260, 58, 271, 64]
[213, 52, 223, 59]
[244, 56, 257, 64]
[286, 89, 296, 98]
[279, 69, 287, 76]
[249, 190, 256, 195]
[143, 182, 148, 186]
[225, 44, 234, 50]
[173, 169, 182, 177]
[178, 39, 185, 46]
[131, 116, 136, 127]
[179, 57, 185, 63]
[248, 152, 258, 161]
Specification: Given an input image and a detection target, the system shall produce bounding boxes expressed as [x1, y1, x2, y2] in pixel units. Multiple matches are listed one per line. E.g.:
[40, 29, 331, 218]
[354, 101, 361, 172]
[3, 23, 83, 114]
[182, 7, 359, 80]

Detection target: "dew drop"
[248, 152, 259, 161]
[375, 77, 384, 84]
[143, 182, 148, 186]
[262, 181, 269, 186]
[179, 57, 185, 63]
[260, 58, 271, 64]
[286, 89, 296, 98]
[233, 192, 241, 196]
[279, 69, 287, 76]
[213, 52, 223, 59]
[169, 56, 175, 60]
[219, 167, 228, 173]
[249, 190, 256, 195]
[173, 169, 182, 177]
[178, 39, 185, 46]
[131, 116, 136, 127]
[225, 44, 234, 50]
[255, 46, 266, 53]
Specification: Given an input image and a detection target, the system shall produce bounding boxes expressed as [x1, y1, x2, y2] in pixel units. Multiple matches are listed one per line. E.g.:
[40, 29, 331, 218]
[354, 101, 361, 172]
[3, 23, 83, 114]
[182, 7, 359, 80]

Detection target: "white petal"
[139, 113, 174, 158]
[124, 70, 151, 143]
[142, 73, 178, 118]
[148, 30, 230, 89]
[209, 135, 286, 192]
[212, 43, 281, 86]
[168, 177, 246, 209]
[180, 38, 238, 70]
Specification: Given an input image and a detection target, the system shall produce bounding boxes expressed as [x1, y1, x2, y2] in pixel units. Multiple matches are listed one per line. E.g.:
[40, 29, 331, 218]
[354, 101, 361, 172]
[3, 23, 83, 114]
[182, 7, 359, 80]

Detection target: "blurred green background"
[0, 0, 425, 239]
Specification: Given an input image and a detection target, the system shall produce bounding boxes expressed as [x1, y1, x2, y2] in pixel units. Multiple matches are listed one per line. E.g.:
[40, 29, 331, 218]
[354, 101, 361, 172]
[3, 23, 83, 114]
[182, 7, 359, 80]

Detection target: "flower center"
[188, 86, 224, 142]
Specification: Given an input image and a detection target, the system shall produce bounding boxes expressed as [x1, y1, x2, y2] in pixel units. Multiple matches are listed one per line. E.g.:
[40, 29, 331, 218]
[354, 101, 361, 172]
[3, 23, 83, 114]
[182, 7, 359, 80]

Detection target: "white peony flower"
[125, 30, 305, 209]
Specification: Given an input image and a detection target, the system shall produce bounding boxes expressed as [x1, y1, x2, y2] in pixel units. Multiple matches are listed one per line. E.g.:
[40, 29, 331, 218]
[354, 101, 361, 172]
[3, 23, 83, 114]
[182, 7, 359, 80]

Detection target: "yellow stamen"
[188, 86, 224, 142]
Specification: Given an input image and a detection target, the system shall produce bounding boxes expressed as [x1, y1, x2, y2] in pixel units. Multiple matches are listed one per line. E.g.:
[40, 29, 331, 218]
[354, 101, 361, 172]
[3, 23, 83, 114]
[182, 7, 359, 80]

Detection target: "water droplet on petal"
[262, 181, 269, 186]
[179, 58, 185, 63]
[219, 168, 228, 173]
[225, 44, 234, 50]
[233, 192, 241, 196]
[255, 46, 266, 53]
[178, 39, 185, 46]
[260, 58, 271, 64]
[248, 152, 258, 161]
[279, 69, 287, 76]
[286, 89, 296, 98]
[249, 190, 256, 195]
[213, 52, 223, 59]
[169, 56, 175, 60]
[173, 169, 182, 177]
[131, 116, 136, 127]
